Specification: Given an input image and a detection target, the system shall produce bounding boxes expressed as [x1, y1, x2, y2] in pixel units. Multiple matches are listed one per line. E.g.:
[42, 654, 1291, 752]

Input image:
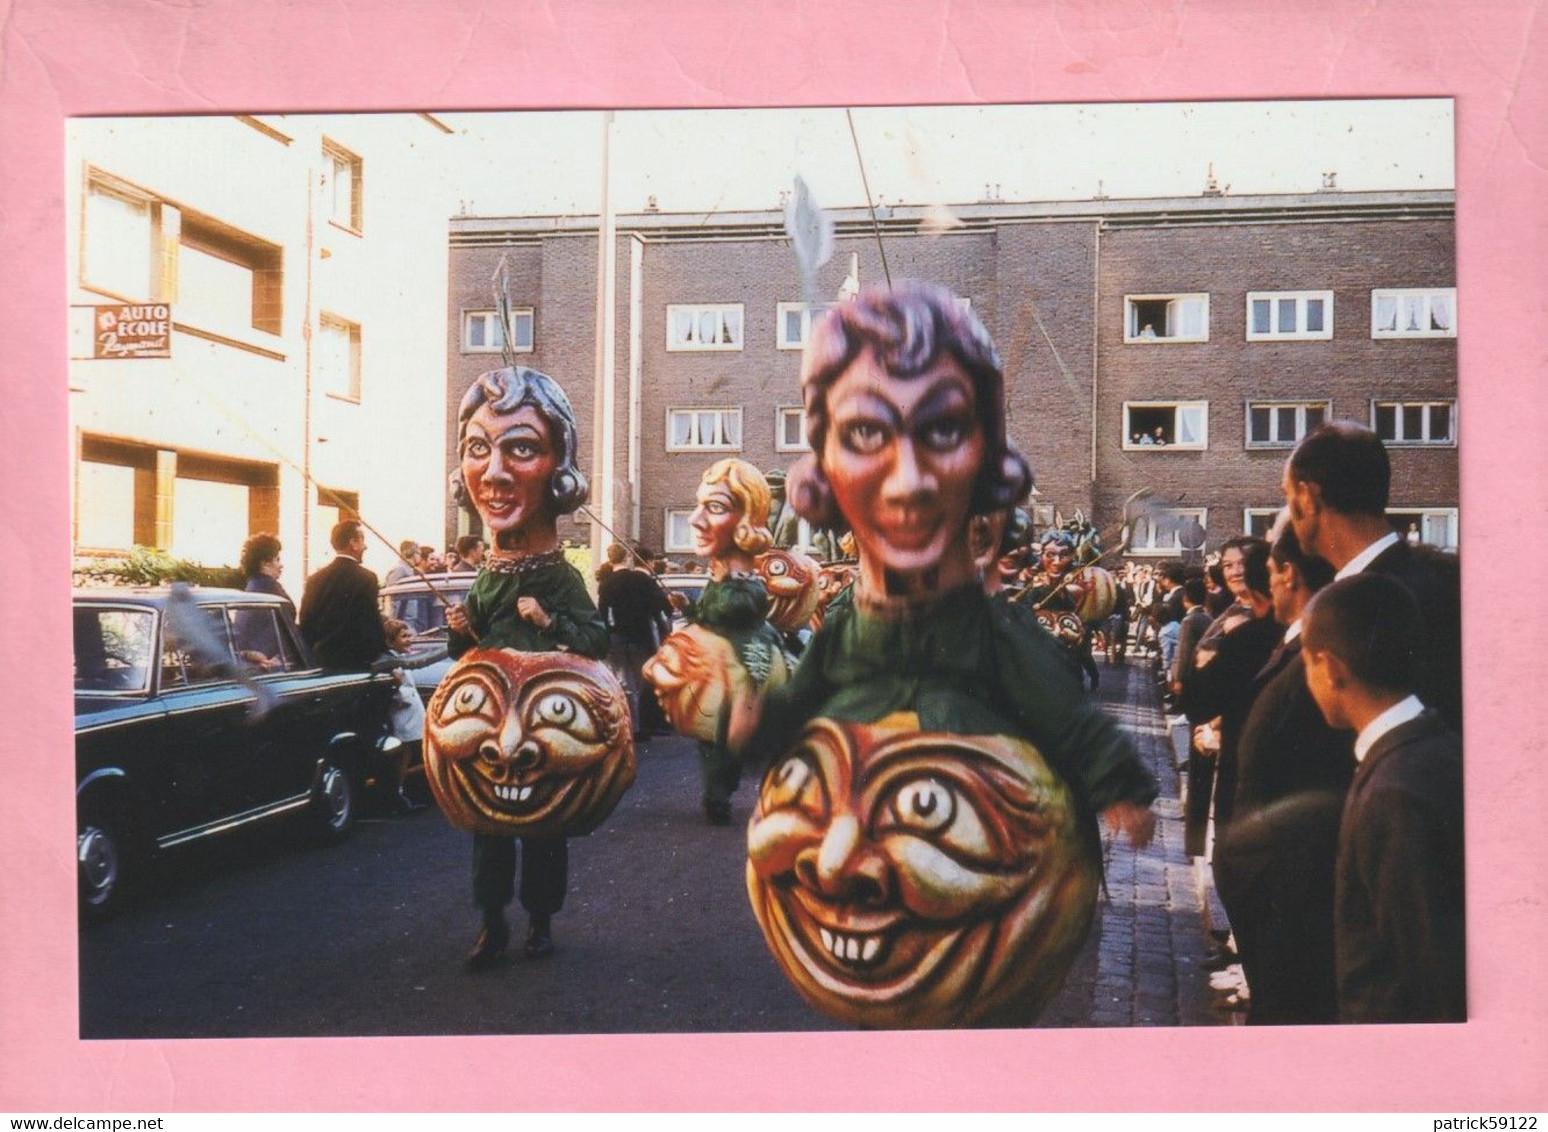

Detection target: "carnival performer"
[644, 458, 790, 825]
[1023, 530, 1102, 689]
[735, 282, 1158, 1029]
[443, 366, 612, 970]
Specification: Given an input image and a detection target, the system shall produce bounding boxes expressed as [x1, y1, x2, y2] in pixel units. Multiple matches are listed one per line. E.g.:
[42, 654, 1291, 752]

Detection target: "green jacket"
[749, 582, 1157, 813]
[448, 559, 609, 661]
[692, 572, 789, 690]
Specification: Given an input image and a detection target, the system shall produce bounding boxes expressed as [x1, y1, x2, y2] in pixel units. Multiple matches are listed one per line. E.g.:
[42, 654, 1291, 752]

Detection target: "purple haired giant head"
[785, 281, 1032, 533]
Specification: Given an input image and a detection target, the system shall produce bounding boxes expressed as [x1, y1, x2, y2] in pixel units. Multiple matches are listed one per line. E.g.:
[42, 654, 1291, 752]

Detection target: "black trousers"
[471, 833, 568, 918]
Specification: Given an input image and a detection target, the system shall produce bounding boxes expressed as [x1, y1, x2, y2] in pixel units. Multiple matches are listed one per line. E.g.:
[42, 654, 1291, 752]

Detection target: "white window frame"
[666, 303, 744, 352]
[776, 301, 834, 350]
[1128, 507, 1209, 557]
[1245, 400, 1331, 448]
[1386, 507, 1459, 552]
[775, 405, 810, 453]
[1371, 399, 1457, 447]
[1243, 507, 1283, 539]
[317, 313, 361, 402]
[666, 407, 743, 452]
[462, 308, 533, 354]
[664, 508, 696, 554]
[1246, 290, 1334, 341]
[1122, 401, 1210, 451]
[1124, 293, 1209, 343]
[1371, 288, 1457, 338]
[321, 139, 362, 233]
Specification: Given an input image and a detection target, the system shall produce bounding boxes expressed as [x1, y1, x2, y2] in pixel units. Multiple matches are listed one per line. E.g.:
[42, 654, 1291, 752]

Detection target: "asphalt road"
[79, 720, 1112, 1039]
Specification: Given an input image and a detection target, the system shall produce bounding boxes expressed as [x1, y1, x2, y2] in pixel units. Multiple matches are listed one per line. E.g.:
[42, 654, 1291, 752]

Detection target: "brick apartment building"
[447, 188, 1457, 562]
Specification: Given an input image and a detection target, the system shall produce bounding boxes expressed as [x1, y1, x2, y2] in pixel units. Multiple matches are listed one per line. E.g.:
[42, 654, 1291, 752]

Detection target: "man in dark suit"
[1213, 517, 1350, 1024]
[1303, 573, 1465, 1023]
[1283, 421, 1462, 729]
[299, 519, 388, 671]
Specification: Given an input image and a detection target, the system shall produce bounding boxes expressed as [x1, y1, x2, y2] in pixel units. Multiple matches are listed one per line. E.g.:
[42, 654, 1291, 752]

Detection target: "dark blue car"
[74, 587, 399, 921]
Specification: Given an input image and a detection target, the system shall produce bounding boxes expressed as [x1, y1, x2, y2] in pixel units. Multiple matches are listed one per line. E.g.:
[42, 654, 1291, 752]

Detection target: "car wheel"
[77, 810, 133, 922]
[310, 757, 357, 844]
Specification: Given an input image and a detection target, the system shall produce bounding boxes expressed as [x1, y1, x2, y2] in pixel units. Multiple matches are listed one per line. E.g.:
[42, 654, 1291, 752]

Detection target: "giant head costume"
[757, 547, 822, 633]
[786, 281, 1031, 602]
[425, 649, 635, 838]
[746, 714, 1100, 1029]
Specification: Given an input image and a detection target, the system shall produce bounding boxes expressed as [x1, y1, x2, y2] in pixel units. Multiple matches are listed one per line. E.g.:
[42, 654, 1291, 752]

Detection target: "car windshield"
[74, 606, 155, 694]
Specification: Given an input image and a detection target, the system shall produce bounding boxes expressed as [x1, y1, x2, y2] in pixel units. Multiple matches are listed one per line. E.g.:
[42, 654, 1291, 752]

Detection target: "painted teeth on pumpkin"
[819, 929, 885, 968]
[519, 786, 533, 801]
[819, 928, 833, 952]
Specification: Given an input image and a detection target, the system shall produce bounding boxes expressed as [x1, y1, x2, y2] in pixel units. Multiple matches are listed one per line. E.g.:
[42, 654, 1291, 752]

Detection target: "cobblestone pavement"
[1040, 652, 1234, 1028]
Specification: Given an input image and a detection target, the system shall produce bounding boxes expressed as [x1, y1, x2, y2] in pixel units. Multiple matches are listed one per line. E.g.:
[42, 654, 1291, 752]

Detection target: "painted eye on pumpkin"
[878, 775, 995, 858]
[767, 558, 788, 576]
[439, 678, 494, 722]
[763, 754, 825, 815]
[537, 692, 578, 725]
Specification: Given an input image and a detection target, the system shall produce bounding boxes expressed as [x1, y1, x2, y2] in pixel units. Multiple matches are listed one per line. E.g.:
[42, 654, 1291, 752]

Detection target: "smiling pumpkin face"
[745, 714, 1099, 1029]
[423, 649, 635, 838]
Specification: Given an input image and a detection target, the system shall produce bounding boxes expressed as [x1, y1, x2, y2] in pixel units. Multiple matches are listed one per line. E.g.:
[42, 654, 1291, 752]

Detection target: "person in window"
[1139, 322, 1158, 338]
[1137, 431, 1155, 446]
[1152, 426, 1168, 446]
[238, 531, 295, 670]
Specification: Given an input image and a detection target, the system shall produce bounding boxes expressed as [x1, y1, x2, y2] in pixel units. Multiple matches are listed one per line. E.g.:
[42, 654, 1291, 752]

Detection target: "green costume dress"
[749, 581, 1157, 820]
[447, 551, 611, 918]
[690, 572, 790, 821]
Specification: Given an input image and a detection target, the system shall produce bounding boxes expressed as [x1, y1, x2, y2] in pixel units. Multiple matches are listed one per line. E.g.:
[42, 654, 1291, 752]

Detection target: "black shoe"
[466, 918, 510, 970]
[523, 920, 554, 959]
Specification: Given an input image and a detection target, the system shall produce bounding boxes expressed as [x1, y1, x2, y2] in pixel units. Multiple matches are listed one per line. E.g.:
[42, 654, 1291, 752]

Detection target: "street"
[79, 656, 1221, 1037]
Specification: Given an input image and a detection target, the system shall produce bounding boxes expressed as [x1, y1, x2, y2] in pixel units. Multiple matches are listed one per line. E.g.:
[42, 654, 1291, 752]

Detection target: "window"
[1128, 507, 1208, 556]
[1125, 294, 1208, 342]
[776, 302, 834, 349]
[1371, 288, 1456, 338]
[664, 509, 696, 553]
[228, 605, 303, 673]
[667, 304, 743, 351]
[322, 140, 363, 231]
[73, 607, 155, 695]
[1246, 400, 1329, 448]
[317, 314, 361, 401]
[81, 170, 283, 338]
[1246, 291, 1333, 340]
[1386, 508, 1458, 552]
[82, 175, 160, 301]
[463, 308, 533, 353]
[162, 604, 237, 687]
[667, 408, 742, 451]
[1122, 402, 1208, 450]
[776, 406, 810, 452]
[1243, 508, 1283, 538]
[178, 211, 284, 336]
[1372, 400, 1455, 446]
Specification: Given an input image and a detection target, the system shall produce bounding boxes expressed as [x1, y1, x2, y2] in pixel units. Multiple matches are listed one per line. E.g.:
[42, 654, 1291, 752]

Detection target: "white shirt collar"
[1283, 618, 1302, 643]
[1354, 695, 1425, 763]
[1336, 531, 1400, 580]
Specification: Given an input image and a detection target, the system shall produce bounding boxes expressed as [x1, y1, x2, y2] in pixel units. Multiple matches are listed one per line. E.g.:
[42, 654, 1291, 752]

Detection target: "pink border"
[3, 0, 1544, 1112]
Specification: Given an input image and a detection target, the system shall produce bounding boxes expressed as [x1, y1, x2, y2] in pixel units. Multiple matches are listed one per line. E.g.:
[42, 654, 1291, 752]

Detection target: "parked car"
[73, 586, 399, 921]
[377, 571, 470, 704]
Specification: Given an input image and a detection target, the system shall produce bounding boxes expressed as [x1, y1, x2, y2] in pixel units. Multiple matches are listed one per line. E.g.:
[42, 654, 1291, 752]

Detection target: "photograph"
[66, 100, 1464, 1042]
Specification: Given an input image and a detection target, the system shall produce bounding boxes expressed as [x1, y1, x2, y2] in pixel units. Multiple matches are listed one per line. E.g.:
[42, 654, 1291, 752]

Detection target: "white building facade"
[67, 113, 456, 579]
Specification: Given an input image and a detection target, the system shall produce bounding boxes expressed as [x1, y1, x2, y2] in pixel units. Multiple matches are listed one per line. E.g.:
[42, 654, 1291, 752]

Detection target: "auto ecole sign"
[94, 304, 172, 359]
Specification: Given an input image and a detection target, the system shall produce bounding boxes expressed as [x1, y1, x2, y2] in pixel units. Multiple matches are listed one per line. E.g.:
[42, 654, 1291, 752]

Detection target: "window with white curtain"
[667, 408, 742, 451]
[83, 178, 156, 301]
[1371, 288, 1456, 338]
[667, 304, 743, 350]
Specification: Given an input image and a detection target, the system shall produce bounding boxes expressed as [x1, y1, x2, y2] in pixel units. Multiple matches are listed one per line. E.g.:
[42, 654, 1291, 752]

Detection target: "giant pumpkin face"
[811, 564, 856, 630]
[641, 624, 752, 743]
[424, 649, 635, 838]
[757, 548, 821, 633]
[1072, 565, 1118, 624]
[746, 714, 1099, 1029]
